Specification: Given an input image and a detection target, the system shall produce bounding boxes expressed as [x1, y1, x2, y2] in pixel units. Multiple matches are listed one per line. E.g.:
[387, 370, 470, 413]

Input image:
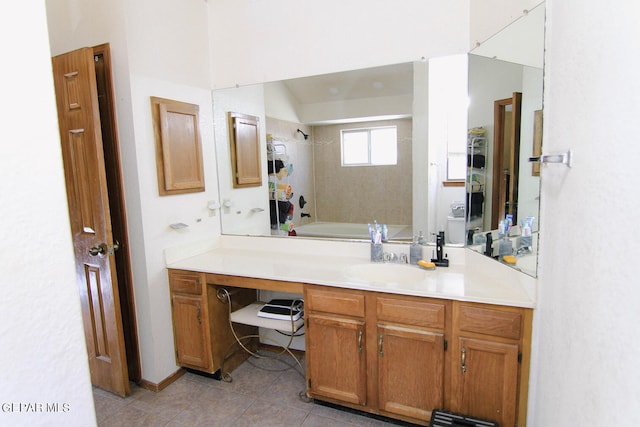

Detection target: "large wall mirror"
[213, 58, 468, 245]
[466, 1, 545, 277]
[212, 1, 544, 278]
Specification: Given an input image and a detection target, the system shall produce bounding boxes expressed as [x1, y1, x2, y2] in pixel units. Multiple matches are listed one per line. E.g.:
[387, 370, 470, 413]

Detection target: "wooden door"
[377, 324, 444, 421]
[491, 92, 522, 229]
[170, 294, 211, 370]
[307, 313, 367, 406]
[52, 47, 130, 397]
[451, 337, 519, 427]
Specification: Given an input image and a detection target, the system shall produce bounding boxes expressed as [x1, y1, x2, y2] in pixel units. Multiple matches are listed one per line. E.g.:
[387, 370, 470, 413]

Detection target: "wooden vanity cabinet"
[167, 269, 532, 426]
[169, 270, 211, 371]
[376, 296, 450, 422]
[305, 285, 532, 427]
[450, 302, 533, 427]
[168, 269, 257, 375]
[305, 285, 367, 406]
[304, 285, 452, 425]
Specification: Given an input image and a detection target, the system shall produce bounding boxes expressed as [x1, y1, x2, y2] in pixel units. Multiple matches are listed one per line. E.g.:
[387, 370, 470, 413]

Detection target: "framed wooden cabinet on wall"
[151, 97, 205, 196]
[228, 112, 262, 188]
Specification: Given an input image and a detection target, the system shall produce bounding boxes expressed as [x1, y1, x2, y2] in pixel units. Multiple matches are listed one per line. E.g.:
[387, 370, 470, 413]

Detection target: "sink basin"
[344, 263, 427, 285]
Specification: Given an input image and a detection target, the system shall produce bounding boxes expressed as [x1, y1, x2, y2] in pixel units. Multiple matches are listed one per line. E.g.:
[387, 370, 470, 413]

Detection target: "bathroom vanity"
[166, 237, 535, 427]
[305, 285, 531, 427]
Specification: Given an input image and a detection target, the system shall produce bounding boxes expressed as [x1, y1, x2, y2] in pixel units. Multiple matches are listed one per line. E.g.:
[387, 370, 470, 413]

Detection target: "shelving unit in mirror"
[466, 127, 487, 236]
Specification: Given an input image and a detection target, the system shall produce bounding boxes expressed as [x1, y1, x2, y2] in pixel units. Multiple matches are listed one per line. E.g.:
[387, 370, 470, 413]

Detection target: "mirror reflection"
[214, 59, 469, 245]
[212, 1, 545, 278]
[265, 62, 417, 241]
[466, 1, 544, 277]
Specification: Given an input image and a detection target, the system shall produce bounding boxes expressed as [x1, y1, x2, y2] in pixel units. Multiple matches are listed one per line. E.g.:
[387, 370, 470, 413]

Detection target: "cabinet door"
[171, 294, 211, 370]
[451, 337, 519, 427]
[378, 324, 444, 421]
[228, 112, 261, 188]
[151, 97, 205, 195]
[307, 313, 367, 406]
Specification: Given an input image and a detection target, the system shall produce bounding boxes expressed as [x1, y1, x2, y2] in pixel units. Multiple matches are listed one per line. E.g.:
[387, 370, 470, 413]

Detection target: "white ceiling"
[281, 62, 414, 105]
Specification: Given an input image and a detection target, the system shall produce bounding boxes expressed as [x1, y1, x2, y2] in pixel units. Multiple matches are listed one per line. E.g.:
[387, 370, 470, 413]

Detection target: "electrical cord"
[216, 288, 306, 385]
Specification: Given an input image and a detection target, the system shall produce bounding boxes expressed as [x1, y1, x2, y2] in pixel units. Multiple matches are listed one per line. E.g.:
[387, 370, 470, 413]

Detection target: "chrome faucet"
[383, 252, 408, 263]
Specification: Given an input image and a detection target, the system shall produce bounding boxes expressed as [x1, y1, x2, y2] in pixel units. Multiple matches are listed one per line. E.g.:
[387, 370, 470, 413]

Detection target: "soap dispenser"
[430, 231, 449, 267]
[410, 235, 422, 265]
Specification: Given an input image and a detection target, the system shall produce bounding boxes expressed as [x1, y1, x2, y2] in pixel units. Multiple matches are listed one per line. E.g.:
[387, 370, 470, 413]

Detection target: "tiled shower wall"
[313, 118, 412, 225]
[266, 117, 412, 227]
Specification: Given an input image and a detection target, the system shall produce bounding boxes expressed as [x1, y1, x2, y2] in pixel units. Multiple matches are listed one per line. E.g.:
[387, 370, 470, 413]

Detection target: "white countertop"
[165, 236, 536, 309]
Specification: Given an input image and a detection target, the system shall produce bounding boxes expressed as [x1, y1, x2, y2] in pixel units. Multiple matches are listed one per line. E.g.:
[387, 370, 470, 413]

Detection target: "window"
[341, 126, 397, 166]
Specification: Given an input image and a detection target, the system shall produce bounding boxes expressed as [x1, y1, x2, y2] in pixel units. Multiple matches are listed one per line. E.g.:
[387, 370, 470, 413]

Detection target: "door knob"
[109, 240, 120, 255]
[88, 241, 119, 257]
[88, 243, 107, 256]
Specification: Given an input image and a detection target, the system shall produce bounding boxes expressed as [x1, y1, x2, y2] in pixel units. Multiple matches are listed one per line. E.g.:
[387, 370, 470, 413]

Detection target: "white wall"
[530, 0, 640, 425]
[46, 0, 221, 384]
[114, 0, 219, 383]
[264, 82, 302, 124]
[208, 0, 470, 88]
[413, 61, 430, 237]
[470, 0, 544, 48]
[127, 77, 221, 382]
[428, 55, 468, 242]
[0, 2, 96, 426]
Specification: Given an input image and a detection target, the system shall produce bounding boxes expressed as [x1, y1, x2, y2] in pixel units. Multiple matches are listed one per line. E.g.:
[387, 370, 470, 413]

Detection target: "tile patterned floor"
[93, 353, 417, 427]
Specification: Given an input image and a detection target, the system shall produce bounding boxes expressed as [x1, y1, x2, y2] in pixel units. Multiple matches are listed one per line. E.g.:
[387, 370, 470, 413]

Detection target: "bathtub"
[294, 222, 412, 241]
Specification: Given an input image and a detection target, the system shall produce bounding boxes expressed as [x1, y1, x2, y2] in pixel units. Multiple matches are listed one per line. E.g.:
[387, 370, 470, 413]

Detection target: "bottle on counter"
[410, 235, 422, 265]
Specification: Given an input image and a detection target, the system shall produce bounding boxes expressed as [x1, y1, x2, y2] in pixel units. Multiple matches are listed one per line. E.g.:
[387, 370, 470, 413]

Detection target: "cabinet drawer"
[305, 286, 365, 317]
[377, 296, 446, 329]
[457, 303, 522, 340]
[169, 270, 202, 295]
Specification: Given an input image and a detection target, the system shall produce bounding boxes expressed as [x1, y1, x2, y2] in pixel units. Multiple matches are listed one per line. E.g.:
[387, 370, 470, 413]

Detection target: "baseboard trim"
[138, 344, 305, 393]
[138, 368, 185, 393]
